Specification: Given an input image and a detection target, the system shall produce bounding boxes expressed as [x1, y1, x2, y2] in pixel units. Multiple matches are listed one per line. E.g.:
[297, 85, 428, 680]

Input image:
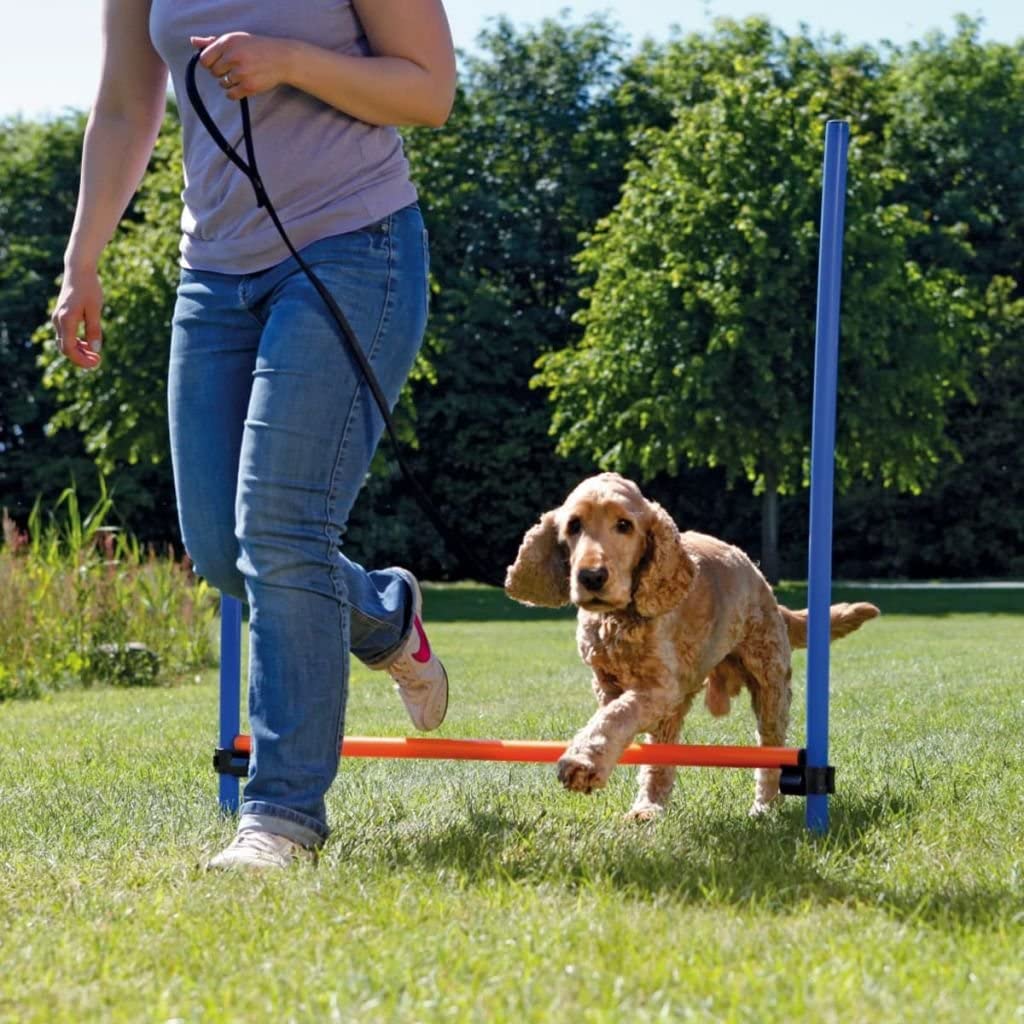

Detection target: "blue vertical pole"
[218, 593, 243, 813]
[806, 120, 849, 834]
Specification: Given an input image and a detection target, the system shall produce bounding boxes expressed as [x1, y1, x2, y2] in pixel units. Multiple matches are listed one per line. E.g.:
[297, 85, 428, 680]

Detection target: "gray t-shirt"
[150, 0, 418, 274]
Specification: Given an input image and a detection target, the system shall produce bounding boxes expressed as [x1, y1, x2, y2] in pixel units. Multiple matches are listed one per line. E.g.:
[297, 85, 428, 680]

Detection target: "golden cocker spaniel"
[505, 473, 879, 819]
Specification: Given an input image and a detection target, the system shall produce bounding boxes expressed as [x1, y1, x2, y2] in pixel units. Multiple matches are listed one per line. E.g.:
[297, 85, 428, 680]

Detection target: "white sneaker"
[380, 570, 449, 731]
[206, 828, 314, 871]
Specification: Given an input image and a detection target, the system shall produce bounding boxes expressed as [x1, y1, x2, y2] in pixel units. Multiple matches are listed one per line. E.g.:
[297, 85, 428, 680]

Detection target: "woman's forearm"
[66, 0, 168, 270]
[281, 42, 453, 128]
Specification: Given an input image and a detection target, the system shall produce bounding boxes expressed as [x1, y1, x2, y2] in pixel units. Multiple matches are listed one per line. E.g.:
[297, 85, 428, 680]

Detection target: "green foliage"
[0, 112, 179, 538]
[884, 17, 1024, 286]
[841, 18, 1024, 578]
[0, 114, 96, 521]
[86, 642, 162, 688]
[25, 115, 184, 543]
[831, 274, 1024, 578]
[0, 479, 216, 702]
[537, 20, 971, 502]
[4, 18, 1022, 581]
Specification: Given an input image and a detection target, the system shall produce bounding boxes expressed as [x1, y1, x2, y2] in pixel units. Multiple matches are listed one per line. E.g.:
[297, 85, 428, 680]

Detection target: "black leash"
[185, 54, 498, 586]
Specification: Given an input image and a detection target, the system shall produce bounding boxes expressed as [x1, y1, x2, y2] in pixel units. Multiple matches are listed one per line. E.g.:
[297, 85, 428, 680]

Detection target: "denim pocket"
[359, 214, 390, 235]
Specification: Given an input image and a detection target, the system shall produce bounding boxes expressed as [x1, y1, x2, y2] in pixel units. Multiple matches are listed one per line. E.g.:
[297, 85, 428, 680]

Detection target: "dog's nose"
[577, 567, 608, 592]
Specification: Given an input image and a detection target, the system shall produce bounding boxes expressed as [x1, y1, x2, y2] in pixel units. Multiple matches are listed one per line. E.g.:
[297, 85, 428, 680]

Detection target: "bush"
[0, 483, 217, 701]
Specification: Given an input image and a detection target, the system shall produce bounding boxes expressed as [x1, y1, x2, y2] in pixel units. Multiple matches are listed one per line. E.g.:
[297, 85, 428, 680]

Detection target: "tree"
[819, 20, 1024, 580]
[0, 114, 96, 523]
[884, 18, 1024, 288]
[866, 20, 1024, 575]
[535, 20, 971, 581]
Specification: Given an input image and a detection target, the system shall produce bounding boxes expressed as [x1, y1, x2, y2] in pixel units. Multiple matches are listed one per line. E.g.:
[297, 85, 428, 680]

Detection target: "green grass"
[1, 584, 1022, 1022]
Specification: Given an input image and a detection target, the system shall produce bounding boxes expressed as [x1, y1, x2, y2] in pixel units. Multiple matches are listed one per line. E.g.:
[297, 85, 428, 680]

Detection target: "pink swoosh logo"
[411, 617, 432, 663]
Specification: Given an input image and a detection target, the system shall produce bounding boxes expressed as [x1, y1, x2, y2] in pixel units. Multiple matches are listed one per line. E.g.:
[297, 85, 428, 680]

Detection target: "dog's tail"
[780, 602, 880, 649]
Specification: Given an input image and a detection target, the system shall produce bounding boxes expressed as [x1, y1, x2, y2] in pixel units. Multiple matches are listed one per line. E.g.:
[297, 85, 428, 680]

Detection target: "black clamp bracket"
[779, 750, 835, 796]
[213, 746, 250, 778]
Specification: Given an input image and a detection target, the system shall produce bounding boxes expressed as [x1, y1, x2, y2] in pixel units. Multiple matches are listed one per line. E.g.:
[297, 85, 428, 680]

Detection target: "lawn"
[0, 584, 1021, 1022]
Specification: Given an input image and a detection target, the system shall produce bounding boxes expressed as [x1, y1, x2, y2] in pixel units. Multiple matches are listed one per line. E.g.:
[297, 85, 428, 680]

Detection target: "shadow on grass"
[357, 785, 1014, 929]
[417, 583, 1024, 621]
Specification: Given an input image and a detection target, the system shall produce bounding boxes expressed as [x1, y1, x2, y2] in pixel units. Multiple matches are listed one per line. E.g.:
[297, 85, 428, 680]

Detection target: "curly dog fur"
[505, 473, 879, 820]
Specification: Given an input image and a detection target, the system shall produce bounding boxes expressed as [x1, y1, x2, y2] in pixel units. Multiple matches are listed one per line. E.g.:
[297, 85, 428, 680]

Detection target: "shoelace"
[232, 830, 299, 859]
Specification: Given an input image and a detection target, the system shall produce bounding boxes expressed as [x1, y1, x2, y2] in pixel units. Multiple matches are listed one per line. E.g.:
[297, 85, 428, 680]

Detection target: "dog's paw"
[748, 794, 784, 818]
[557, 753, 607, 793]
[624, 802, 664, 823]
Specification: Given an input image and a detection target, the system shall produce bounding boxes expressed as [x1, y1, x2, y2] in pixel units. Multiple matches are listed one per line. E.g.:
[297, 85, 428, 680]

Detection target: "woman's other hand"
[52, 266, 104, 370]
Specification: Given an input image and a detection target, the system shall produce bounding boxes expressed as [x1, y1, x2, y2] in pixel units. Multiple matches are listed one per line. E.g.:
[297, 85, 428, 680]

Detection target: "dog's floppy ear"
[505, 511, 570, 607]
[633, 501, 694, 618]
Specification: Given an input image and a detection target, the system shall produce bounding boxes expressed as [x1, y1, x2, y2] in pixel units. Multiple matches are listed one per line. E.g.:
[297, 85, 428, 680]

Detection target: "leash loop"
[185, 54, 266, 207]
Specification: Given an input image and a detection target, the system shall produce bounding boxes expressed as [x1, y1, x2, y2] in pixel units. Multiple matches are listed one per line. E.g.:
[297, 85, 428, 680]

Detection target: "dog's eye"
[566, 517, 582, 536]
[615, 518, 634, 534]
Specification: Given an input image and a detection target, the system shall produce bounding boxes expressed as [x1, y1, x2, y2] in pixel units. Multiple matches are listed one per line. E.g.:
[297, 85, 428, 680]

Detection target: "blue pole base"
[806, 793, 829, 834]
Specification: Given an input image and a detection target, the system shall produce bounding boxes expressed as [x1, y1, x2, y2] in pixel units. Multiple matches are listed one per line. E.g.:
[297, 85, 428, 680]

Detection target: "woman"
[52, 0, 457, 869]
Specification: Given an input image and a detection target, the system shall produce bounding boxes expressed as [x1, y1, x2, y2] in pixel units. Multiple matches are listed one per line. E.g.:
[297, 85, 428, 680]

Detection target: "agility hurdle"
[213, 121, 850, 834]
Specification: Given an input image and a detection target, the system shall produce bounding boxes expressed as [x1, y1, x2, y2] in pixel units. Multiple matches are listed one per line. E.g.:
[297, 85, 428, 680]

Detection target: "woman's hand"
[52, 267, 104, 370]
[191, 33, 293, 101]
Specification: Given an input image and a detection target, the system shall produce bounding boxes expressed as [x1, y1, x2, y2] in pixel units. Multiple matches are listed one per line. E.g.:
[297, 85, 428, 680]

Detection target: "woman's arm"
[55, 0, 168, 368]
[192, 0, 456, 128]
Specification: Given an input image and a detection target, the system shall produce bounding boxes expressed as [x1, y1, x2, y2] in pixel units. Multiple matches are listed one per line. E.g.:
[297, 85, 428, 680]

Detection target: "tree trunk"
[760, 469, 780, 585]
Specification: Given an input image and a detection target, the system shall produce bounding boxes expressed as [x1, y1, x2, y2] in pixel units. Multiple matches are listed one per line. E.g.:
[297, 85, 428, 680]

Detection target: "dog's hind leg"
[738, 627, 793, 816]
[624, 694, 695, 822]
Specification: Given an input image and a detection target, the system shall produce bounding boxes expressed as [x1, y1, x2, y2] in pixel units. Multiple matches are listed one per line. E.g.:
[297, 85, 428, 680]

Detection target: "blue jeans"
[168, 205, 429, 846]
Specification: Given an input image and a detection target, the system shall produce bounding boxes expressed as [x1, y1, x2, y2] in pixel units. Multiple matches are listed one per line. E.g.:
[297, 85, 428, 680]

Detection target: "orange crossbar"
[231, 734, 801, 769]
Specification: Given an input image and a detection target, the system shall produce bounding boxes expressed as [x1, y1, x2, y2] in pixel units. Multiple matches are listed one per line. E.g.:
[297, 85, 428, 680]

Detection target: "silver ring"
[221, 74, 231, 87]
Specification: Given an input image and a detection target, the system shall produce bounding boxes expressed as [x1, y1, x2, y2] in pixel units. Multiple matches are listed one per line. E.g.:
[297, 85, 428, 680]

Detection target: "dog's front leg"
[558, 688, 667, 794]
